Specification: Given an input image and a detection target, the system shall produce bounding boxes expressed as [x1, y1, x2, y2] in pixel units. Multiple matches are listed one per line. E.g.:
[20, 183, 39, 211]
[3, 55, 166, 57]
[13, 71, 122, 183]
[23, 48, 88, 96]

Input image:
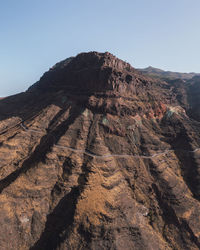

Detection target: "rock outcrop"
[0, 52, 200, 250]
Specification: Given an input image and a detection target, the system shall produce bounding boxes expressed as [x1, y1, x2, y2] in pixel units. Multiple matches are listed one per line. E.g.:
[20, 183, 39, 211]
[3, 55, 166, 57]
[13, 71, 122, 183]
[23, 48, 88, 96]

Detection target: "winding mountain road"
[54, 144, 200, 159]
[1, 120, 199, 160]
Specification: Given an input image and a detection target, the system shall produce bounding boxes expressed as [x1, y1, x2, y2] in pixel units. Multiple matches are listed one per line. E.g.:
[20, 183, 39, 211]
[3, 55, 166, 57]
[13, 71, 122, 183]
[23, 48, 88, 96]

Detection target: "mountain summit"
[28, 51, 137, 94]
[0, 52, 200, 250]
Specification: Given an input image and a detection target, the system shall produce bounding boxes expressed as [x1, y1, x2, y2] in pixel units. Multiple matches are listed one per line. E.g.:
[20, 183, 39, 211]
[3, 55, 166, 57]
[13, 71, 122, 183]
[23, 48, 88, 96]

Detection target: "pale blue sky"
[0, 0, 200, 96]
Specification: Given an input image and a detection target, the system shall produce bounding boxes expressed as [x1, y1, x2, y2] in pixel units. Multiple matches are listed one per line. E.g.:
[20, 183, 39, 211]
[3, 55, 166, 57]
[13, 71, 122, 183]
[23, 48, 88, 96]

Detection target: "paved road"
[54, 144, 175, 159]
[1, 120, 199, 160]
[54, 145, 200, 159]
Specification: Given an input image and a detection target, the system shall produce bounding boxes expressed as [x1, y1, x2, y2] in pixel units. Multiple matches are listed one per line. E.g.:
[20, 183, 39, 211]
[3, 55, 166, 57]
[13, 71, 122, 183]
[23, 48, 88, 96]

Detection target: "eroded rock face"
[0, 52, 200, 250]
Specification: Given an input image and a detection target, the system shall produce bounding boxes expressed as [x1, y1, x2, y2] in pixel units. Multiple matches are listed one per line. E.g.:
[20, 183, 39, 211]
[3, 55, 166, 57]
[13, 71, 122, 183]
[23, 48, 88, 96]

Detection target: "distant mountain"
[139, 66, 200, 80]
[0, 52, 200, 249]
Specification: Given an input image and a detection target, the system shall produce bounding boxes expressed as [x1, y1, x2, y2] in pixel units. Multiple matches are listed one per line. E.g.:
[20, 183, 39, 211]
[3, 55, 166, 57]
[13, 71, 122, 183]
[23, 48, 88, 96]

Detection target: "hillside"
[0, 52, 199, 250]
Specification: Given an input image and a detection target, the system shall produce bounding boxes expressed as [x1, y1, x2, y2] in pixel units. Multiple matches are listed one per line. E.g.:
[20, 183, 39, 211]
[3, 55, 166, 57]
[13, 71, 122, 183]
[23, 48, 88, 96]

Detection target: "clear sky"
[0, 0, 200, 96]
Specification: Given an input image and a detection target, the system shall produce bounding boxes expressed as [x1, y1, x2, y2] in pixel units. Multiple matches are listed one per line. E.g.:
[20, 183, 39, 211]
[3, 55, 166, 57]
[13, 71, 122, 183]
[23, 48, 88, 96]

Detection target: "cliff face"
[0, 52, 200, 250]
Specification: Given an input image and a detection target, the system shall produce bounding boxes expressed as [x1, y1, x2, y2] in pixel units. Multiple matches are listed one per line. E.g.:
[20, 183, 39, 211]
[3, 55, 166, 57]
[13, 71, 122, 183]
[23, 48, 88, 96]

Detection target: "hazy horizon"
[1, 0, 200, 96]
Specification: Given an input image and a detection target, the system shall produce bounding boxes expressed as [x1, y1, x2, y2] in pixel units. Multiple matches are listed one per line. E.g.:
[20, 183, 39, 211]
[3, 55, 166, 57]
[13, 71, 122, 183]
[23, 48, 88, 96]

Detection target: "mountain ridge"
[139, 66, 200, 80]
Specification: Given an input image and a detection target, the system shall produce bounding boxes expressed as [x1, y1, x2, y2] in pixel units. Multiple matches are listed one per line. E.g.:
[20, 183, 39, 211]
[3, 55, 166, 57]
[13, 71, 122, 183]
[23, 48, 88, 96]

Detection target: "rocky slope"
[0, 52, 200, 250]
[140, 68, 200, 122]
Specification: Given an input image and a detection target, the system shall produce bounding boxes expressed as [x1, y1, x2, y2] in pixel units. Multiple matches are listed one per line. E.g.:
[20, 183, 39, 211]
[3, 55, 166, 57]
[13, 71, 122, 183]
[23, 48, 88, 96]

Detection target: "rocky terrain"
[0, 52, 199, 250]
[139, 66, 200, 80]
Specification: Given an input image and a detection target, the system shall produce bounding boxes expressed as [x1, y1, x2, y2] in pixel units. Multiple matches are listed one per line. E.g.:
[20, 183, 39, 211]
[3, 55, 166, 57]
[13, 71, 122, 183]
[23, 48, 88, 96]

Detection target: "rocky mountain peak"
[28, 52, 138, 94]
[51, 52, 132, 72]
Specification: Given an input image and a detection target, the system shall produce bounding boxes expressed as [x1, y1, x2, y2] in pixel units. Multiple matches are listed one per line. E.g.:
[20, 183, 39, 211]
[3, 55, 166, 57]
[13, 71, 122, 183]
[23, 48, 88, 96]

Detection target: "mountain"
[139, 66, 200, 80]
[0, 52, 200, 250]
